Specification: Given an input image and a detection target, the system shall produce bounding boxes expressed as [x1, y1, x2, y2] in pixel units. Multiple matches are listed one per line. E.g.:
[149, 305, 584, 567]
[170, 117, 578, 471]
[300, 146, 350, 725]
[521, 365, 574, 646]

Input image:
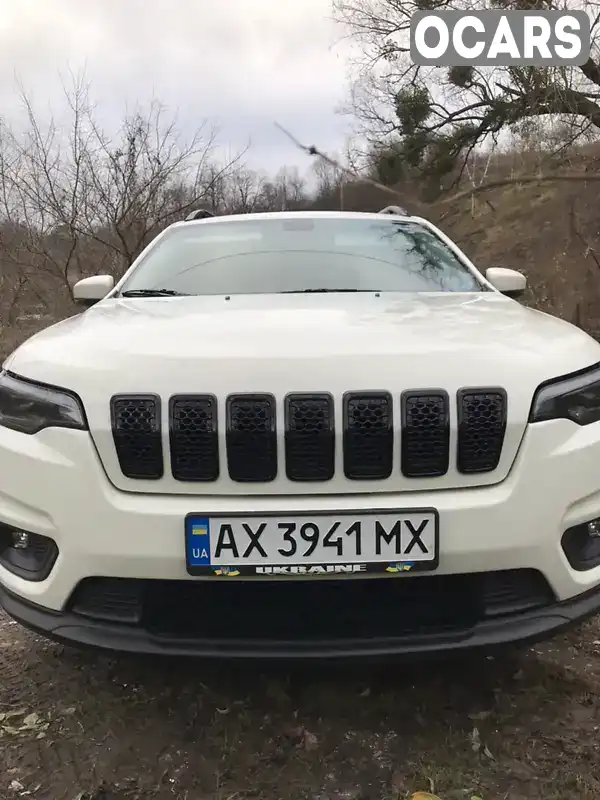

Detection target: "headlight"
[0, 371, 87, 434]
[530, 363, 600, 426]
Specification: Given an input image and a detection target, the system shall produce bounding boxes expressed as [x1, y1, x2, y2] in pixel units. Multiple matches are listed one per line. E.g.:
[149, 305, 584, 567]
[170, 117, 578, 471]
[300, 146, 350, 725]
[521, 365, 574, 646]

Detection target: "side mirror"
[73, 275, 115, 307]
[485, 267, 527, 299]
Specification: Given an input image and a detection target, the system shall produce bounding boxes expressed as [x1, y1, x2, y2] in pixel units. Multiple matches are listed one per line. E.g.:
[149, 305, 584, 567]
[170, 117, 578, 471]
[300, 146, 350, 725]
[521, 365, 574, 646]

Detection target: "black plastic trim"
[168, 394, 219, 482]
[342, 391, 393, 480]
[0, 525, 58, 583]
[110, 393, 164, 480]
[401, 389, 450, 478]
[284, 392, 335, 482]
[225, 393, 277, 483]
[3, 580, 600, 661]
[561, 520, 600, 572]
[456, 387, 507, 474]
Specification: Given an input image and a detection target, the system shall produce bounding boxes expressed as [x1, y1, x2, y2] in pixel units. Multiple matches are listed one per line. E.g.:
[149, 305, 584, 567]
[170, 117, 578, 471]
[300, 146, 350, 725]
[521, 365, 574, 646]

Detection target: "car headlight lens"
[530, 363, 600, 426]
[0, 371, 87, 434]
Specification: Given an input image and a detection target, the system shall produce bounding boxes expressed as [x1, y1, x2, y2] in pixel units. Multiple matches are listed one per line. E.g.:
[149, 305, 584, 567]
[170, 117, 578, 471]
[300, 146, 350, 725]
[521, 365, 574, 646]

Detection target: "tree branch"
[274, 121, 600, 211]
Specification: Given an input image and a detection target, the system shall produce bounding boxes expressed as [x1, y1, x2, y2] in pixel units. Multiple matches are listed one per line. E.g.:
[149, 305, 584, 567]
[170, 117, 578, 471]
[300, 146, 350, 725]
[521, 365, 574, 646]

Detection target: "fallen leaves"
[303, 730, 319, 751]
[469, 726, 495, 760]
[410, 793, 442, 800]
[468, 710, 493, 721]
[0, 709, 49, 739]
[282, 724, 319, 750]
[410, 795, 482, 800]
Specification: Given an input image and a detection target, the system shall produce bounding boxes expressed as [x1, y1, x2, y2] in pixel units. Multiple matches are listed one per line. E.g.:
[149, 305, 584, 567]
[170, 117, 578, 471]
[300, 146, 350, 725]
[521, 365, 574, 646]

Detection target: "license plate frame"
[184, 508, 439, 577]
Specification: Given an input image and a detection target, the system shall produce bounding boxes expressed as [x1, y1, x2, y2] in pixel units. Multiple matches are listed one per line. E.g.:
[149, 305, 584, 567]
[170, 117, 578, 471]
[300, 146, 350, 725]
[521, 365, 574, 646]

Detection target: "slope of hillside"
[439, 176, 600, 331]
[335, 143, 600, 334]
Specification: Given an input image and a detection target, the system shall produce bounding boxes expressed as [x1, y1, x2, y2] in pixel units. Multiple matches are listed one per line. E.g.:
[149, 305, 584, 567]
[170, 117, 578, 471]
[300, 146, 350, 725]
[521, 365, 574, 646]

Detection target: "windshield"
[118, 216, 484, 296]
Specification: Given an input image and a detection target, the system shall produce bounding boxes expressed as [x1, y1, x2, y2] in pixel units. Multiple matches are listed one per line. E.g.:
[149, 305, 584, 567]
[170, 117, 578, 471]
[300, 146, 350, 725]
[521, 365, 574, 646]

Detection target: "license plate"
[184, 509, 439, 577]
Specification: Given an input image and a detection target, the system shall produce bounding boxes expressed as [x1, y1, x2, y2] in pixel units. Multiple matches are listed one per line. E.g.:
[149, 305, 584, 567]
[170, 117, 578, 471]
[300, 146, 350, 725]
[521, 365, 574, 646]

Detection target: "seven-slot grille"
[110, 390, 507, 482]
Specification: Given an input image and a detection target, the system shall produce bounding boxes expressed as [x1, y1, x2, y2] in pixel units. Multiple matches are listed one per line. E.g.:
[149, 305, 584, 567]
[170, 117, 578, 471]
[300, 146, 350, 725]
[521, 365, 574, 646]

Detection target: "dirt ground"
[1, 612, 600, 800]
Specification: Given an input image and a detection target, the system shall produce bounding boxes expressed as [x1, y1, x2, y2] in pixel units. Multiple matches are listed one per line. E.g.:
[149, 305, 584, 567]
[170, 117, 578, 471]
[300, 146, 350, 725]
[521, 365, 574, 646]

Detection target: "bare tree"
[463, 146, 496, 217]
[224, 167, 269, 213]
[272, 166, 308, 209]
[0, 76, 246, 303]
[313, 157, 342, 196]
[334, 0, 600, 189]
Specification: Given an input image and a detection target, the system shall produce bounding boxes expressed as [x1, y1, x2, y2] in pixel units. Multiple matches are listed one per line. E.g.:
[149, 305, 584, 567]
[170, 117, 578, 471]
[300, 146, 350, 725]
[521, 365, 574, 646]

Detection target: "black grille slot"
[69, 578, 143, 623]
[343, 392, 393, 480]
[144, 574, 478, 639]
[111, 395, 163, 479]
[285, 394, 335, 481]
[226, 394, 277, 482]
[69, 569, 554, 643]
[457, 388, 507, 474]
[482, 569, 554, 617]
[169, 395, 218, 481]
[401, 391, 450, 477]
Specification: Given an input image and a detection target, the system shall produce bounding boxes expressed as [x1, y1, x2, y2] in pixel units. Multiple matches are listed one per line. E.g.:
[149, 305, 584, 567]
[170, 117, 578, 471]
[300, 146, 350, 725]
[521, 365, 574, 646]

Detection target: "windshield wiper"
[281, 288, 379, 294]
[119, 288, 189, 297]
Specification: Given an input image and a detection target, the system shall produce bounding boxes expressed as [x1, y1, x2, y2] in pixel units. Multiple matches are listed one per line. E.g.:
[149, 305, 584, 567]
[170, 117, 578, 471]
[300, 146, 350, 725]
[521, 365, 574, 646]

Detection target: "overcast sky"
[0, 0, 355, 178]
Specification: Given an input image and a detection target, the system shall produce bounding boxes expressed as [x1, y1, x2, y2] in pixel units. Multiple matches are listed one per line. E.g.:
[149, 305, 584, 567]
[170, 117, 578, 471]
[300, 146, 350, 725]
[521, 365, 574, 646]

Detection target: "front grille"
[401, 391, 450, 477]
[68, 570, 555, 641]
[482, 568, 554, 617]
[226, 394, 277, 482]
[70, 577, 143, 623]
[109, 388, 508, 483]
[110, 395, 163, 479]
[457, 389, 507, 473]
[169, 395, 218, 481]
[343, 392, 393, 480]
[285, 394, 335, 481]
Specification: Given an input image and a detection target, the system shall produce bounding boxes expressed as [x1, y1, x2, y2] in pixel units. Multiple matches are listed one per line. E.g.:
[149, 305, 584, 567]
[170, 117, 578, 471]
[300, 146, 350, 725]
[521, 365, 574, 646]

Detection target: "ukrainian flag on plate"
[212, 566, 240, 576]
[192, 522, 208, 537]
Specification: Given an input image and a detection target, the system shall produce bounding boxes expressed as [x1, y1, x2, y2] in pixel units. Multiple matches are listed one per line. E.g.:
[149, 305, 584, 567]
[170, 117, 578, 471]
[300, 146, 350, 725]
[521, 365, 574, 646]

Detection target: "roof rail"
[379, 205, 408, 216]
[184, 208, 216, 221]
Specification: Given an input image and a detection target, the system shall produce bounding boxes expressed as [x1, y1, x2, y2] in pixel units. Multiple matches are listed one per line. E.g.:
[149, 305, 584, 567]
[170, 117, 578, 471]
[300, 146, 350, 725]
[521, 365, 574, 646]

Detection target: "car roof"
[170, 209, 421, 231]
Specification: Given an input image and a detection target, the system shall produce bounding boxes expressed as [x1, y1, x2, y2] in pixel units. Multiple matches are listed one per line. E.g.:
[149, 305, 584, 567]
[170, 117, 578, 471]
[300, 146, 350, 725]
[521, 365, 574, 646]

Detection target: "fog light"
[562, 517, 600, 571]
[0, 522, 58, 581]
[11, 531, 29, 549]
[588, 520, 600, 538]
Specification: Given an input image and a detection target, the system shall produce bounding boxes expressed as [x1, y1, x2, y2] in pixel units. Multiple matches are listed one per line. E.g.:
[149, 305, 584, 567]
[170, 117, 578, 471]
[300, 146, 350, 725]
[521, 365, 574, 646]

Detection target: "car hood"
[8, 291, 600, 498]
[5, 292, 600, 389]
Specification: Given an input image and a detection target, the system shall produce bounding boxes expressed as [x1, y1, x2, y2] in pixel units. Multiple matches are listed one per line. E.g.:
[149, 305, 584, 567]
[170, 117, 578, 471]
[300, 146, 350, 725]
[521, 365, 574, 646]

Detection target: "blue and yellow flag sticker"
[213, 566, 240, 576]
[191, 523, 208, 536]
[386, 562, 414, 573]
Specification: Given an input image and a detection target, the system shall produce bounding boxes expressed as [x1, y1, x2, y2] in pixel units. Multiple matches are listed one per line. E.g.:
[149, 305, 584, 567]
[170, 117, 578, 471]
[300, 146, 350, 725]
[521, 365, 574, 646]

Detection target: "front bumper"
[3, 578, 600, 659]
[2, 417, 600, 657]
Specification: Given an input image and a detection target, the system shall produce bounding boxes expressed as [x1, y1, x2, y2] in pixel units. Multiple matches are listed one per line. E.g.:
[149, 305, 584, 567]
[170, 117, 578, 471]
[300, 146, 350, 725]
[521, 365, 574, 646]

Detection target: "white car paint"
[1, 210, 600, 650]
[5, 290, 599, 498]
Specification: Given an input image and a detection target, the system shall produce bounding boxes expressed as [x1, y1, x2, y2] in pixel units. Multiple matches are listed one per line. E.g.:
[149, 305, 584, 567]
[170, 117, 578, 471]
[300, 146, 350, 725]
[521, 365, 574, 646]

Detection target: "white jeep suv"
[1, 208, 600, 659]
